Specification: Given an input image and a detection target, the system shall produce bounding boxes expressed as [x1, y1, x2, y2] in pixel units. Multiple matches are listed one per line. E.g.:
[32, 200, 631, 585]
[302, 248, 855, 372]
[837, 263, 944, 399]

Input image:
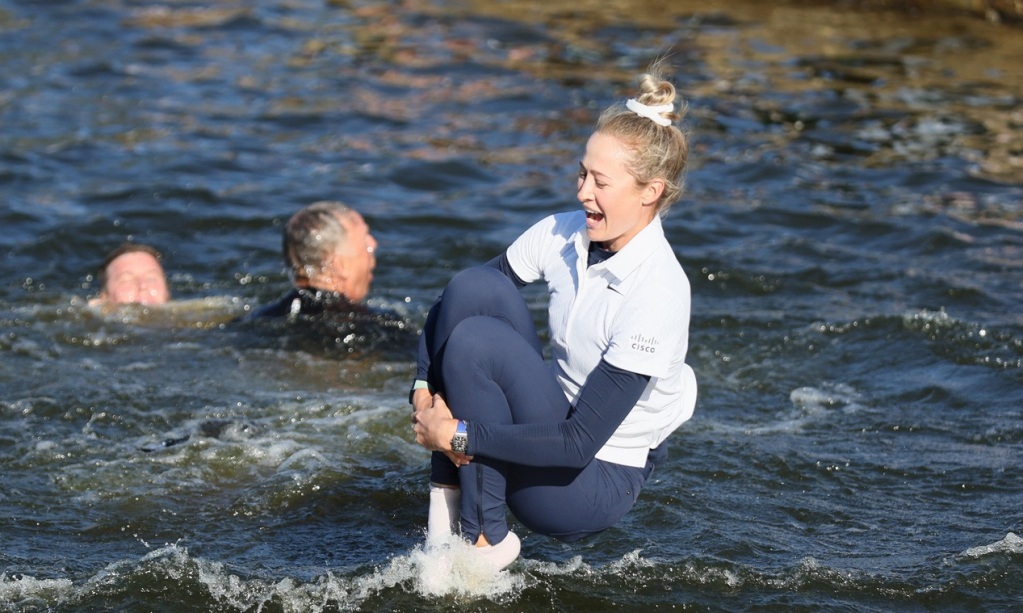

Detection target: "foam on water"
[714, 382, 866, 437]
[4, 524, 1016, 610]
[394, 532, 527, 599]
[0, 574, 74, 611]
[790, 382, 864, 416]
[44, 403, 409, 503]
[961, 532, 1023, 559]
[0, 538, 531, 611]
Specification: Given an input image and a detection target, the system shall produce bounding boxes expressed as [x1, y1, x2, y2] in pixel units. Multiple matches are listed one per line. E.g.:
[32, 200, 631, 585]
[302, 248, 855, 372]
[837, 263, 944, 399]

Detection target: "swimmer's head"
[90, 243, 170, 307]
[283, 201, 377, 302]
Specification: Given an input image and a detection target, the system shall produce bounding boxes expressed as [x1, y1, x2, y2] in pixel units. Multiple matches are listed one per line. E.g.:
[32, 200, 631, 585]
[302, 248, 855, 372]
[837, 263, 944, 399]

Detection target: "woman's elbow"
[561, 444, 596, 469]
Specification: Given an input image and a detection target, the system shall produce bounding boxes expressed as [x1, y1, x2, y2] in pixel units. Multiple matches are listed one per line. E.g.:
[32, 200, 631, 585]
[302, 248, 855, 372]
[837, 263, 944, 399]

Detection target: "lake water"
[1, 1, 1022, 611]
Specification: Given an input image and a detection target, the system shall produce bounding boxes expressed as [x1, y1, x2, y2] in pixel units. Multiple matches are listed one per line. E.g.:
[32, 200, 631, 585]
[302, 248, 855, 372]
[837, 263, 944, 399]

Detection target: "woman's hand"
[412, 393, 472, 467]
[411, 387, 434, 413]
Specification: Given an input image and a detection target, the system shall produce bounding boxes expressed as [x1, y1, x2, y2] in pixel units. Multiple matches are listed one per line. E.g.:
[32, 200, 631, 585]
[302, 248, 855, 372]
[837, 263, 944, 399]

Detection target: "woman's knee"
[445, 266, 518, 307]
[445, 316, 506, 365]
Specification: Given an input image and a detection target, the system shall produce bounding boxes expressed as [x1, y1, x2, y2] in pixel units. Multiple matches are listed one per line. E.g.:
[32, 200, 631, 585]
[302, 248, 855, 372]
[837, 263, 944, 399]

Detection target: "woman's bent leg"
[425, 267, 542, 383]
[425, 267, 542, 489]
[507, 459, 649, 543]
[440, 315, 569, 545]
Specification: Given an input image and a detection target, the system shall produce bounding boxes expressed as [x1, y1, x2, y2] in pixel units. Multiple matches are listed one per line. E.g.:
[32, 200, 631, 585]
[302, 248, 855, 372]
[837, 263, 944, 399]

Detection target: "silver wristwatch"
[450, 420, 468, 454]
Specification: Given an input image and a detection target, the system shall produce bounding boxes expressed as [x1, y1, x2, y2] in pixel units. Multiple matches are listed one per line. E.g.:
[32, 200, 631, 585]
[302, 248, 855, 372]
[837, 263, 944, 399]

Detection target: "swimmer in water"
[243, 200, 416, 360]
[251, 200, 377, 318]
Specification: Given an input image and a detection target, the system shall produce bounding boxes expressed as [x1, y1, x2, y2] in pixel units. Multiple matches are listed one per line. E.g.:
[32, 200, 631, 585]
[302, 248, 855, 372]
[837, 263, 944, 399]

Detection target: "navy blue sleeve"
[466, 359, 651, 468]
[415, 251, 524, 385]
[483, 252, 527, 288]
[414, 305, 437, 383]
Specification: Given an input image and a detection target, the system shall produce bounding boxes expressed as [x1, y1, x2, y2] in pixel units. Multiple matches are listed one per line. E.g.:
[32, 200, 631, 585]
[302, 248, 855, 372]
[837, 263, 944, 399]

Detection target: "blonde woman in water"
[412, 62, 698, 571]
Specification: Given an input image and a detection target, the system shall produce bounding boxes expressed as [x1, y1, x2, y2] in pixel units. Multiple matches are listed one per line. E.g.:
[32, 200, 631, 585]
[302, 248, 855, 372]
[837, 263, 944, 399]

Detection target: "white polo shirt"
[506, 211, 698, 468]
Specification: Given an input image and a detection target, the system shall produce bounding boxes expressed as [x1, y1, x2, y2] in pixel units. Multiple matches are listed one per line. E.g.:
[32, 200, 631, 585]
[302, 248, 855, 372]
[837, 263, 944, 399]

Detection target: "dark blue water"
[2, 1, 1022, 611]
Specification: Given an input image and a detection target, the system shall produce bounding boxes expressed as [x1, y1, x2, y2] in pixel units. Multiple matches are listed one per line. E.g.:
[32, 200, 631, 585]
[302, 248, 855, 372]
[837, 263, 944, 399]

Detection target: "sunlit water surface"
[1, 0, 1022, 611]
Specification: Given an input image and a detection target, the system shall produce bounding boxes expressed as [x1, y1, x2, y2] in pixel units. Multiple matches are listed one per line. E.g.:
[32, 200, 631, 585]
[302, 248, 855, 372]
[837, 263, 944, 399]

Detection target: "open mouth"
[585, 210, 605, 222]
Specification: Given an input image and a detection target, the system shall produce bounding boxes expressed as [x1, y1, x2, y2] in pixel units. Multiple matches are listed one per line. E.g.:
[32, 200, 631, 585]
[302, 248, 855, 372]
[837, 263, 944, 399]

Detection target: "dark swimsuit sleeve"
[466, 359, 651, 468]
[247, 288, 300, 319]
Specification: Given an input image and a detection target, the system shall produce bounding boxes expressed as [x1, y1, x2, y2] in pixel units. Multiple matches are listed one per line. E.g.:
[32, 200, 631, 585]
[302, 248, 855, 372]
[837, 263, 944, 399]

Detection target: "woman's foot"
[475, 531, 520, 571]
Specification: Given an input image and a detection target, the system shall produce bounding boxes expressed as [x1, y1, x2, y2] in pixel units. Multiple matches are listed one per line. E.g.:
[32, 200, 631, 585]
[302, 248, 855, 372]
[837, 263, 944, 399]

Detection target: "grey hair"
[283, 200, 352, 283]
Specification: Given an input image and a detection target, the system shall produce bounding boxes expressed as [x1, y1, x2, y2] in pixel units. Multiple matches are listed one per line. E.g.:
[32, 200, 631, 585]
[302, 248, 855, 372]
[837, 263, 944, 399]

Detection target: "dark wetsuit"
[252, 287, 366, 318]
[246, 287, 417, 358]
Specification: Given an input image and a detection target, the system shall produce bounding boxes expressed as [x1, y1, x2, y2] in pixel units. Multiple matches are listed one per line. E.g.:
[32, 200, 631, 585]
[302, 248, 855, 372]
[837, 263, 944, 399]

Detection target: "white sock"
[427, 484, 460, 546]
[476, 530, 520, 571]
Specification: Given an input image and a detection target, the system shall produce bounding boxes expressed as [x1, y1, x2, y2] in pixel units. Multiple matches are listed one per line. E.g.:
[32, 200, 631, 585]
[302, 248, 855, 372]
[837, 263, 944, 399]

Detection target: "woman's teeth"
[586, 211, 604, 222]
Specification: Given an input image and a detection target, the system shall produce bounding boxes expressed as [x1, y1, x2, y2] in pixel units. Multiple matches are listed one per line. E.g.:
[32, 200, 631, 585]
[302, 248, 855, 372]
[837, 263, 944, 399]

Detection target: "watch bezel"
[450, 420, 468, 454]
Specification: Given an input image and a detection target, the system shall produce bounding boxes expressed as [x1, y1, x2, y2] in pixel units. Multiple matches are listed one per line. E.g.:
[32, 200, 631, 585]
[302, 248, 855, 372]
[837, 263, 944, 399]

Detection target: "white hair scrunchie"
[626, 98, 673, 127]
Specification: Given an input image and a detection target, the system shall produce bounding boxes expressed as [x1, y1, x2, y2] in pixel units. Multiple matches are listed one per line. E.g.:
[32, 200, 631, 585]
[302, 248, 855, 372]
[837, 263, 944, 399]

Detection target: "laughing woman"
[411, 62, 698, 571]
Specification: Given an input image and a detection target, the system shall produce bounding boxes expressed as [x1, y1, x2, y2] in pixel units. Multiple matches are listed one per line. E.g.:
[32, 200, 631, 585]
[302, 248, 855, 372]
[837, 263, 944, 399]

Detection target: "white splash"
[962, 532, 1023, 558]
[400, 531, 526, 598]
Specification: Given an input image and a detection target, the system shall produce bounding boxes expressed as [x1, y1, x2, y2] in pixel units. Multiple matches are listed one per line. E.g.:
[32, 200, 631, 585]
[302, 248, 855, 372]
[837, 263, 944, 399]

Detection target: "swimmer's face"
[332, 211, 377, 302]
[98, 251, 170, 306]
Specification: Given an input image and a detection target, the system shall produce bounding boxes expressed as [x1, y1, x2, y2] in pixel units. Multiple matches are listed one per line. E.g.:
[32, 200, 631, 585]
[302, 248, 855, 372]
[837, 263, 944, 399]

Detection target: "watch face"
[451, 433, 468, 454]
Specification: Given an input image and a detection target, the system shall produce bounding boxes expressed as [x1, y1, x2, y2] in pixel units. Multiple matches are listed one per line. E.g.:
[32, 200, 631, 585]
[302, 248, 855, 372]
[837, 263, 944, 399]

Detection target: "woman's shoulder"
[549, 209, 586, 227]
[519, 210, 585, 243]
[631, 241, 691, 297]
[550, 210, 587, 238]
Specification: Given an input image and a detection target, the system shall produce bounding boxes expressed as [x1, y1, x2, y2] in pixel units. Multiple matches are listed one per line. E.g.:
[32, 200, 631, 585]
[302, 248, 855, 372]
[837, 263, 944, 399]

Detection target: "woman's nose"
[577, 178, 591, 202]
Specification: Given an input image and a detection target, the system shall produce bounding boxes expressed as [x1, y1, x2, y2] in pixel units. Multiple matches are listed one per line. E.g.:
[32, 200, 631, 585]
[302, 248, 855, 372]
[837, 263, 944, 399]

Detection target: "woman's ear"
[643, 179, 665, 206]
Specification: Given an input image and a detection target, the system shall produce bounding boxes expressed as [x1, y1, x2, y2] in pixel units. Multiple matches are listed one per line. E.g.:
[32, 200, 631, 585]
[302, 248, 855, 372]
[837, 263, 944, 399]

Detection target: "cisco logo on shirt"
[630, 333, 659, 354]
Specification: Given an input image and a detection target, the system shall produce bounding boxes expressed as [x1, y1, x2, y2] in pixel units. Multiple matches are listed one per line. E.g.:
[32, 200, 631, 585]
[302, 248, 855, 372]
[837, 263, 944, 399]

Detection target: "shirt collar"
[578, 214, 666, 286]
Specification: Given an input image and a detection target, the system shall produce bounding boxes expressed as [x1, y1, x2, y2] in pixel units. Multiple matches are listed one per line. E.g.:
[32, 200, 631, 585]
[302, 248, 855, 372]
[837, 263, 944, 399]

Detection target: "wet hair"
[96, 243, 164, 288]
[595, 61, 689, 214]
[283, 200, 353, 284]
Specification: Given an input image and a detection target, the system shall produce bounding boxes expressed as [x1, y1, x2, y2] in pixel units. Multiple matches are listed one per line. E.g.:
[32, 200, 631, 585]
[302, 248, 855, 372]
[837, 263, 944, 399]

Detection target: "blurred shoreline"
[793, 0, 1023, 25]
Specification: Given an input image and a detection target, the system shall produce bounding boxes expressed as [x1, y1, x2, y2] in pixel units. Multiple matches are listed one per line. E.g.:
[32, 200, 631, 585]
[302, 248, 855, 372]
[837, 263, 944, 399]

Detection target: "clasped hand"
[411, 391, 472, 467]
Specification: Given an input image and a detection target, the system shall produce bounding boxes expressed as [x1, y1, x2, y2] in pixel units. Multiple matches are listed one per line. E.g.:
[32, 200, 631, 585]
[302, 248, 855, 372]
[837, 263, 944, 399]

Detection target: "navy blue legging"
[424, 266, 651, 544]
